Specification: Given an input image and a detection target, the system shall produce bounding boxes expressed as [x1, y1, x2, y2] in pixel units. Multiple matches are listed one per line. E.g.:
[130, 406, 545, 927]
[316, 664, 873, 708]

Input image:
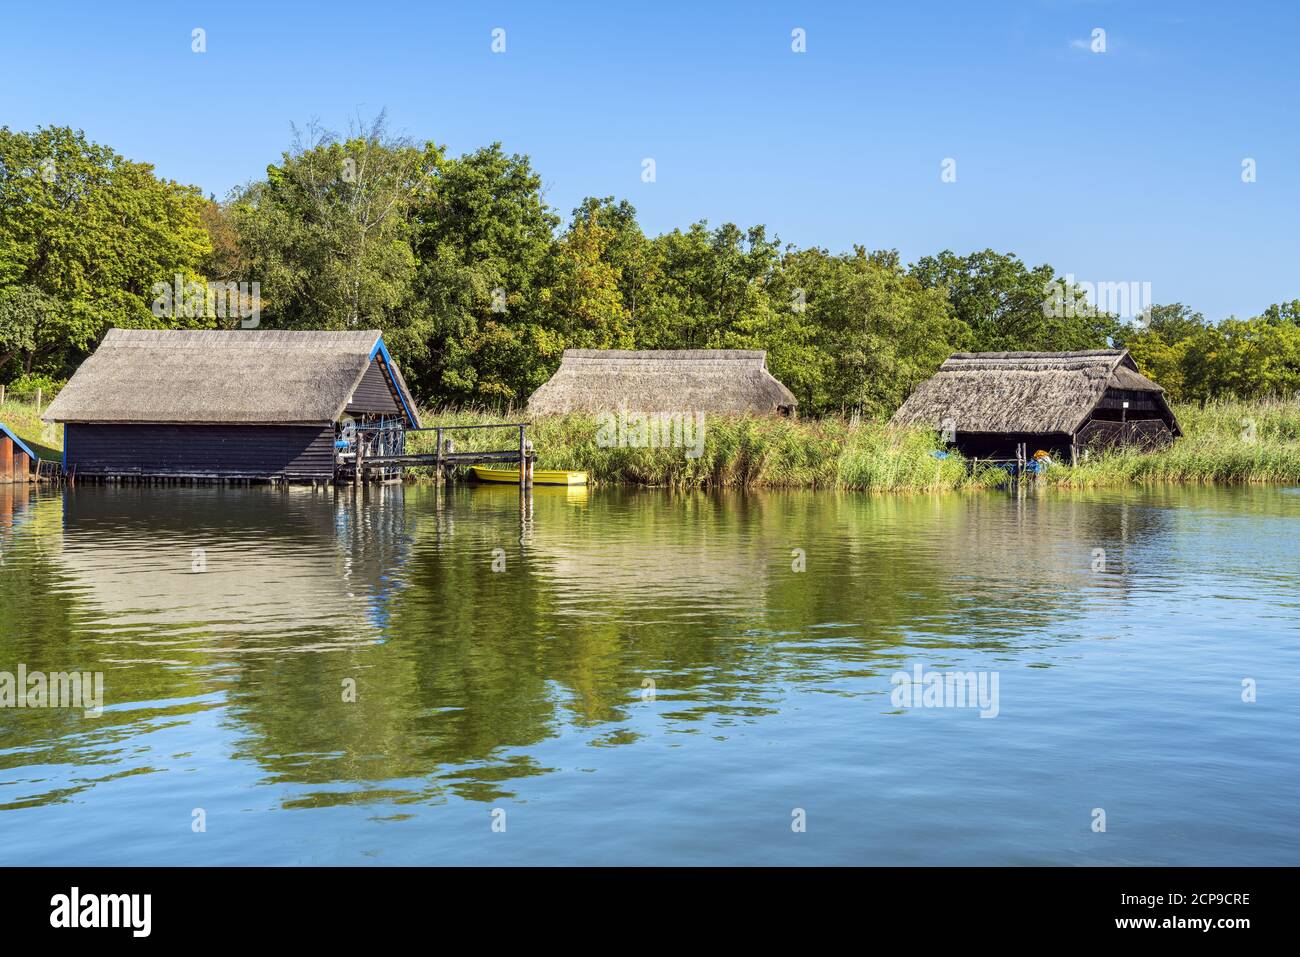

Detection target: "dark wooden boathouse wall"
[1091, 386, 1168, 421]
[345, 358, 403, 417]
[1076, 418, 1175, 451]
[64, 423, 336, 480]
[951, 431, 1073, 460]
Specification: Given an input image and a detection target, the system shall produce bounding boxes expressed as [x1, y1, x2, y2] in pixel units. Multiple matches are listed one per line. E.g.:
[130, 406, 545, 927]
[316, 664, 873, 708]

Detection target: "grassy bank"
[412, 398, 1300, 491]
[0, 399, 62, 460]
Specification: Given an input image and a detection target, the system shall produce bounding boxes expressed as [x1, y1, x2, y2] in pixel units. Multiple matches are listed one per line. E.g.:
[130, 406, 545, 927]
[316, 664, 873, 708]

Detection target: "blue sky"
[2, 0, 1296, 321]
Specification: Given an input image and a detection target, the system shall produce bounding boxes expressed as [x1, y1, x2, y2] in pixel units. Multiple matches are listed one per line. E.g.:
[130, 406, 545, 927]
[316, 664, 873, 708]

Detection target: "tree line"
[2, 120, 1297, 414]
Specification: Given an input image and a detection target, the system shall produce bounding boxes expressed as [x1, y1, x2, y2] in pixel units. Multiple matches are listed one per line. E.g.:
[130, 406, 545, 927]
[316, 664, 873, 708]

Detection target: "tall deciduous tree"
[229, 115, 436, 334]
[542, 215, 633, 351]
[411, 143, 559, 405]
[0, 125, 211, 379]
[910, 249, 1118, 352]
[816, 249, 968, 416]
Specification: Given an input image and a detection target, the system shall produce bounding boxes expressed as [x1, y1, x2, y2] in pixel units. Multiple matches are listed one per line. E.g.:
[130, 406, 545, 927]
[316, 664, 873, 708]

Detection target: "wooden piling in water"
[518, 426, 526, 490]
[0, 434, 12, 483]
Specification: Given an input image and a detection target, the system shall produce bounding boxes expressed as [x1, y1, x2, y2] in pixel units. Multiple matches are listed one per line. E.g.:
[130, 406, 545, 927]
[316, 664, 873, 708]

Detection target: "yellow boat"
[470, 465, 588, 486]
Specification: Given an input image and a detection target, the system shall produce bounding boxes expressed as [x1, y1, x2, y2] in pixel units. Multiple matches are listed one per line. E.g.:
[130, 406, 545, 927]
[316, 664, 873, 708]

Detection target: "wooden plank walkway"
[351, 421, 536, 488]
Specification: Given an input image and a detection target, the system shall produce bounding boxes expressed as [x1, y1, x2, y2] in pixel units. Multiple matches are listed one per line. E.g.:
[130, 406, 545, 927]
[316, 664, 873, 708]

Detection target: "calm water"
[0, 481, 1297, 865]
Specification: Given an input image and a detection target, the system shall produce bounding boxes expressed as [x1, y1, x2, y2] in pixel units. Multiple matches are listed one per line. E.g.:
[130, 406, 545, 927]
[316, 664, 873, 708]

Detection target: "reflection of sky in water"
[0, 483, 1297, 865]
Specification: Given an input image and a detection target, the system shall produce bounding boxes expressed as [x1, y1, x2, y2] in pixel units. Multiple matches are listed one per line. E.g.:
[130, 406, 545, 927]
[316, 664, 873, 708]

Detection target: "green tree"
[1259, 299, 1300, 325]
[570, 197, 648, 326]
[723, 246, 831, 412]
[541, 215, 633, 351]
[816, 249, 968, 416]
[0, 125, 211, 380]
[910, 249, 1117, 352]
[1118, 303, 1208, 400]
[411, 143, 560, 405]
[635, 221, 782, 350]
[230, 116, 436, 334]
[1180, 318, 1300, 401]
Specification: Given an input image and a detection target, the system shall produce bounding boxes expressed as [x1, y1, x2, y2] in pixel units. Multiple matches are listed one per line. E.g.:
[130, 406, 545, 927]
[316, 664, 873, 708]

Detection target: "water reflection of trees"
[1, 480, 1216, 810]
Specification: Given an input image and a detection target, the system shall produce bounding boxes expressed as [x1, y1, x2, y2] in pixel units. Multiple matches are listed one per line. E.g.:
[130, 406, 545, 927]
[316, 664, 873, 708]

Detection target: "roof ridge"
[947, 349, 1126, 360]
[562, 348, 767, 360]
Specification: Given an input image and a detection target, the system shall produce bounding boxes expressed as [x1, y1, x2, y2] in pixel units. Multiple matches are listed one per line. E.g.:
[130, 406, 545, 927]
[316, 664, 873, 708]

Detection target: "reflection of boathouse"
[50, 486, 413, 641]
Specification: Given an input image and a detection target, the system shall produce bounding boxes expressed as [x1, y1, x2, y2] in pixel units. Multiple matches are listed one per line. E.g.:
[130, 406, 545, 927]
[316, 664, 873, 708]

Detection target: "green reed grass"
[413, 397, 1300, 491]
[408, 408, 998, 491]
[1047, 397, 1300, 487]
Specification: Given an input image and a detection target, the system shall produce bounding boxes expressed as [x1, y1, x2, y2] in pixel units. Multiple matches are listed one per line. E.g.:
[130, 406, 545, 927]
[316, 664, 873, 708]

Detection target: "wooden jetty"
[350, 422, 537, 489]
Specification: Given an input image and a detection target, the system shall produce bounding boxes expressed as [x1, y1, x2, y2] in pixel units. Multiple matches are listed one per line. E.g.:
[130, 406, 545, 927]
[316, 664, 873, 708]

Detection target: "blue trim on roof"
[0, 422, 37, 461]
[368, 337, 418, 428]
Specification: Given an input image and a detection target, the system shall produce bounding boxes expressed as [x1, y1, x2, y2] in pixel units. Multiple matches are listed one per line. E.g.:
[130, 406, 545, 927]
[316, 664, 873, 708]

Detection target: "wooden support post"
[518, 425, 526, 491]
[34, 388, 41, 416]
[0, 383, 5, 404]
[355, 430, 365, 487]
[0, 435, 11, 483]
[435, 427, 443, 484]
[1070, 442, 1078, 468]
[15, 450, 29, 480]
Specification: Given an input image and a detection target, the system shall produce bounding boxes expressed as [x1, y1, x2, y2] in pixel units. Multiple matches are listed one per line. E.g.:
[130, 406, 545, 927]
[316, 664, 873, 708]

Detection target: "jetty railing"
[350, 421, 536, 488]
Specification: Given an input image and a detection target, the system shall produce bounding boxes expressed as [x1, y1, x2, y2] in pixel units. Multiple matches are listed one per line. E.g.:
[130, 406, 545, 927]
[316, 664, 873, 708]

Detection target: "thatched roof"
[528, 349, 798, 414]
[43, 329, 419, 426]
[890, 349, 1179, 436]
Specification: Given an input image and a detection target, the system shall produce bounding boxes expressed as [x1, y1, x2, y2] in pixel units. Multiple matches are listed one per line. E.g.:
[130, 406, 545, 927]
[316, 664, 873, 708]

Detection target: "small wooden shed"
[0, 422, 38, 483]
[890, 349, 1181, 460]
[42, 329, 420, 482]
[527, 349, 798, 415]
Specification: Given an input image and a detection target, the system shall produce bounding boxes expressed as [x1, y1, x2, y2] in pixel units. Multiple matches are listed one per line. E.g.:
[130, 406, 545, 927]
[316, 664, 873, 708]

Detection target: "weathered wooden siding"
[345, 358, 402, 417]
[952, 431, 1073, 459]
[64, 423, 336, 480]
[1077, 418, 1175, 451]
[1092, 386, 1167, 420]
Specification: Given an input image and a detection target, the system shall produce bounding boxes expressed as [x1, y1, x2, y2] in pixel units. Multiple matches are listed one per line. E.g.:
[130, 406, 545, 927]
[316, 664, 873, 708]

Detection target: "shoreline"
[6, 397, 1298, 494]
[408, 399, 1300, 493]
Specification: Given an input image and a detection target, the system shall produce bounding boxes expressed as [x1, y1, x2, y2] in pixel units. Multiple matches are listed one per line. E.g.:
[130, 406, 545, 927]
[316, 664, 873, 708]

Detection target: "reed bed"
[412, 409, 997, 492]
[1047, 397, 1300, 487]
[413, 398, 1300, 491]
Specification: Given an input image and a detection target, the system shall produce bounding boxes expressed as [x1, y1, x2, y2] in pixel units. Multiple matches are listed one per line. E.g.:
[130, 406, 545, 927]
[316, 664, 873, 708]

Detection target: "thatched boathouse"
[527, 349, 798, 415]
[42, 329, 419, 482]
[890, 349, 1180, 461]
